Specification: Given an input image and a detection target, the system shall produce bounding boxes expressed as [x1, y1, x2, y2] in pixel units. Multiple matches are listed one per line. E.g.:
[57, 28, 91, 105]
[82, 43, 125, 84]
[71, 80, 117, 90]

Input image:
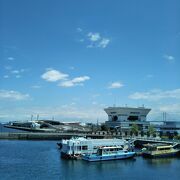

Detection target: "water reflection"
[59, 156, 136, 179]
[144, 156, 180, 169]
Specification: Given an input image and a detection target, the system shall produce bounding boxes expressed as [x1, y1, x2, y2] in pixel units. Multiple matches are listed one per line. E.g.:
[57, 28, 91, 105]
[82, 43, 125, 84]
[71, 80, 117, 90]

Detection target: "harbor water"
[0, 124, 180, 180]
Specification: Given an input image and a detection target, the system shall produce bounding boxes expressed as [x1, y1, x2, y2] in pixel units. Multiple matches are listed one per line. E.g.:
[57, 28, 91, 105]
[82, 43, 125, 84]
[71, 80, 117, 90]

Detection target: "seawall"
[0, 132, 111, 140]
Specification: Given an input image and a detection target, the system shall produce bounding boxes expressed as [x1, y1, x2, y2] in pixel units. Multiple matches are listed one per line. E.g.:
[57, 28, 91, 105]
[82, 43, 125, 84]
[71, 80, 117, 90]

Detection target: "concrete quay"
[0, 132, 115, 140]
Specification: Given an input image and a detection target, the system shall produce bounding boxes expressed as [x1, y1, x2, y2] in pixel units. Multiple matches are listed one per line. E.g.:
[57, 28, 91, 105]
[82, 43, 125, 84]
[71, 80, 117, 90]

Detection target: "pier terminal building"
[104, 106, 151, 132]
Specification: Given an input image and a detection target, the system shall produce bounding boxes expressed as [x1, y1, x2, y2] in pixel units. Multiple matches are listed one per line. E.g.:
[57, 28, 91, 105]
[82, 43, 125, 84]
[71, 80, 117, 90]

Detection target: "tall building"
[104, 106, 151, 132]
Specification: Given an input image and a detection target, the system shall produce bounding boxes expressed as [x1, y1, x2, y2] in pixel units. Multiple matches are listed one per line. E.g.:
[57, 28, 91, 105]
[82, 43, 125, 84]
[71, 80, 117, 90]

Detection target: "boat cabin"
[97, 146, 125, 156]
[144, 144, 172, 151]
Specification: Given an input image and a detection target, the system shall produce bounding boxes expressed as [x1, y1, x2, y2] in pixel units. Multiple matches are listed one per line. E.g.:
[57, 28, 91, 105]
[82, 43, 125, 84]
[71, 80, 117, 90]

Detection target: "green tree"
[101, 124, 109, 131]
[131, 124, 139, 136]
[148, 125, 155, 136]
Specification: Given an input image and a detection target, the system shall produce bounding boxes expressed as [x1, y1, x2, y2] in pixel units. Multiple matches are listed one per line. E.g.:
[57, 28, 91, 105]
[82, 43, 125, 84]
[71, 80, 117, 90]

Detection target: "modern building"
[104, 106, 151, 132]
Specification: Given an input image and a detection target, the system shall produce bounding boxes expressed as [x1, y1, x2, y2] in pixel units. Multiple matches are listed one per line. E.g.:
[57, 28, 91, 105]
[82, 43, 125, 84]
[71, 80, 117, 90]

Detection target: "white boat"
[82, 146, 135, 162]
[58, 137, 133, 159]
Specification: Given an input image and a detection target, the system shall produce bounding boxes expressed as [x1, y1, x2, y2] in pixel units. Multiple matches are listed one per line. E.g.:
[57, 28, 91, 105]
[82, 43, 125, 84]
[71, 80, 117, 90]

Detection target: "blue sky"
[0, 0, 180, 122]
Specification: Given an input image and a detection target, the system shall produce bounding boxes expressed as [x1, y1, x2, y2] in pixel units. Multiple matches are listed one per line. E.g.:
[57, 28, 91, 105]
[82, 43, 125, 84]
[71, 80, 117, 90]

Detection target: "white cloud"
[3, 75, 9, 78]
[163, 54, 175, 63]
[98, 38, 110, 48]
[77, 29, 110, 49]
[72, 76, 90, 83]
[59, 81, 75, 87]
[11, 70, 19, 74]
[129, 88, 180, 101]
[77, 28, 83, 32]
[158, 103, 180, 113]
[7, 57, 15, 61]
[0, 90, 30, 101]
[31, 85, 41, 89]
[146, 74, 154, 78]
[15, 75, 21, 78]
[59, 76, 90, 88]
[88, 32, 101, 42]
[108, 82, 124, 89]
[41, 69, 69, 82]
[4, 66, 12, 70]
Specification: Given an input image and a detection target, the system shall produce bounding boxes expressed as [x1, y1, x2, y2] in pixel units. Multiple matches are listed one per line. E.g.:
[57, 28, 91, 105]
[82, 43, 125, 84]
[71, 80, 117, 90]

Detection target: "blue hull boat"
[82, 146, 135, 162]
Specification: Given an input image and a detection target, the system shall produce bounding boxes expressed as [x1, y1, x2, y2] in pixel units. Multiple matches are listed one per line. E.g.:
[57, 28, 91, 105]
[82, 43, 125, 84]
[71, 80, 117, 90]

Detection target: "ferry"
[82, 146, 135, 162]
[58, 137, 133, 159]
[142, 144, 179, 158]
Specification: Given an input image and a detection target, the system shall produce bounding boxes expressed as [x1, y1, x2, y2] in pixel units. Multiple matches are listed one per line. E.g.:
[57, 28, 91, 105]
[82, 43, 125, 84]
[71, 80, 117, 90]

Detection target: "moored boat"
[82, 146, 135, 162]
[142, 144, 179, 158]
[58, 137, 133, 159]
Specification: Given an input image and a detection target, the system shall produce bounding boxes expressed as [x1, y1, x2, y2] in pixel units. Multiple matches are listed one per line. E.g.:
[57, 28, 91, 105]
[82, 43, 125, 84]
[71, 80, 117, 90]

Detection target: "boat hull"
[82, 152, 135, 162]
[142, 152, 178, 158]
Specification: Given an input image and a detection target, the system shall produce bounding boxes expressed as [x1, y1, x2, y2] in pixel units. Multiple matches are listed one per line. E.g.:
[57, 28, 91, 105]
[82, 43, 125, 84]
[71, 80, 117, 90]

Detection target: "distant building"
[156, 121, 180, 135]
[104, 106, 151, 132]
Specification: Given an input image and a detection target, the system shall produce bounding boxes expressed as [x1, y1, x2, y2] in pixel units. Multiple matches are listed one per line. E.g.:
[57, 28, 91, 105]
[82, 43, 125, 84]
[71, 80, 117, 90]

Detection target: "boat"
[58, 137, 133, 159]
[142, 144, 179, 158]
[82, 146, 135, 162]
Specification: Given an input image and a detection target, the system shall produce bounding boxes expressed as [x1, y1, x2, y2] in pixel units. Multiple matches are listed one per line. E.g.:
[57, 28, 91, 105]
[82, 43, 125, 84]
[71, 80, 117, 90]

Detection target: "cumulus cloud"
[129, 88, 180, 101]
[59, 76, 90, 88]
[108, 82, 124, 89]
[3, 75, 9, 78]
[0, 90, 30, 101]
[41, 69, 69, 82]
[77, 29, 110, 48]
[163, 54, 175, 63]
[87, 32, 110, 48]
[7, 57, 15, 61]
[11, 70, 19, 74]
[98, 38, 110, 48]
[59, 81, 75, 87]
[72, 76, 90, 83]
[88, 32, 101, 42]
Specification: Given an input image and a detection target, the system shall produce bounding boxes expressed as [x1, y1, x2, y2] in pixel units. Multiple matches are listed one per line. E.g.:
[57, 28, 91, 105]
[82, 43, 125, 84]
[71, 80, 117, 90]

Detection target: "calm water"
[0, 124, 180, 180]
[0, 140, 180, 180]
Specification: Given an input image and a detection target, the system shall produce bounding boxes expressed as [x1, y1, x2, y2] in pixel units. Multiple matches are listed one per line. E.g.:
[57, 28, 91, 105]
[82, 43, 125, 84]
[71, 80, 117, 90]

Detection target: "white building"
[104, 106, 151, 132]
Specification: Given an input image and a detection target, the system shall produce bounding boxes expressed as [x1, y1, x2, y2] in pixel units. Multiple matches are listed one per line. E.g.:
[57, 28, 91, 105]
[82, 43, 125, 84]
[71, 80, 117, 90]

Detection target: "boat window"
[82, 146, 88, 150]
[157, 147, 171, 151]
[97, 149, 102, 155]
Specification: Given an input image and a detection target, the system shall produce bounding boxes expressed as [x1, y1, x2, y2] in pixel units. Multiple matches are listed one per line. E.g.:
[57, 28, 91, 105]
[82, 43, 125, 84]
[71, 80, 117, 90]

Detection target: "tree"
[148, 125, 155, 136]
[101, 124, 109, 131]
[131, 124, 139, 136]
